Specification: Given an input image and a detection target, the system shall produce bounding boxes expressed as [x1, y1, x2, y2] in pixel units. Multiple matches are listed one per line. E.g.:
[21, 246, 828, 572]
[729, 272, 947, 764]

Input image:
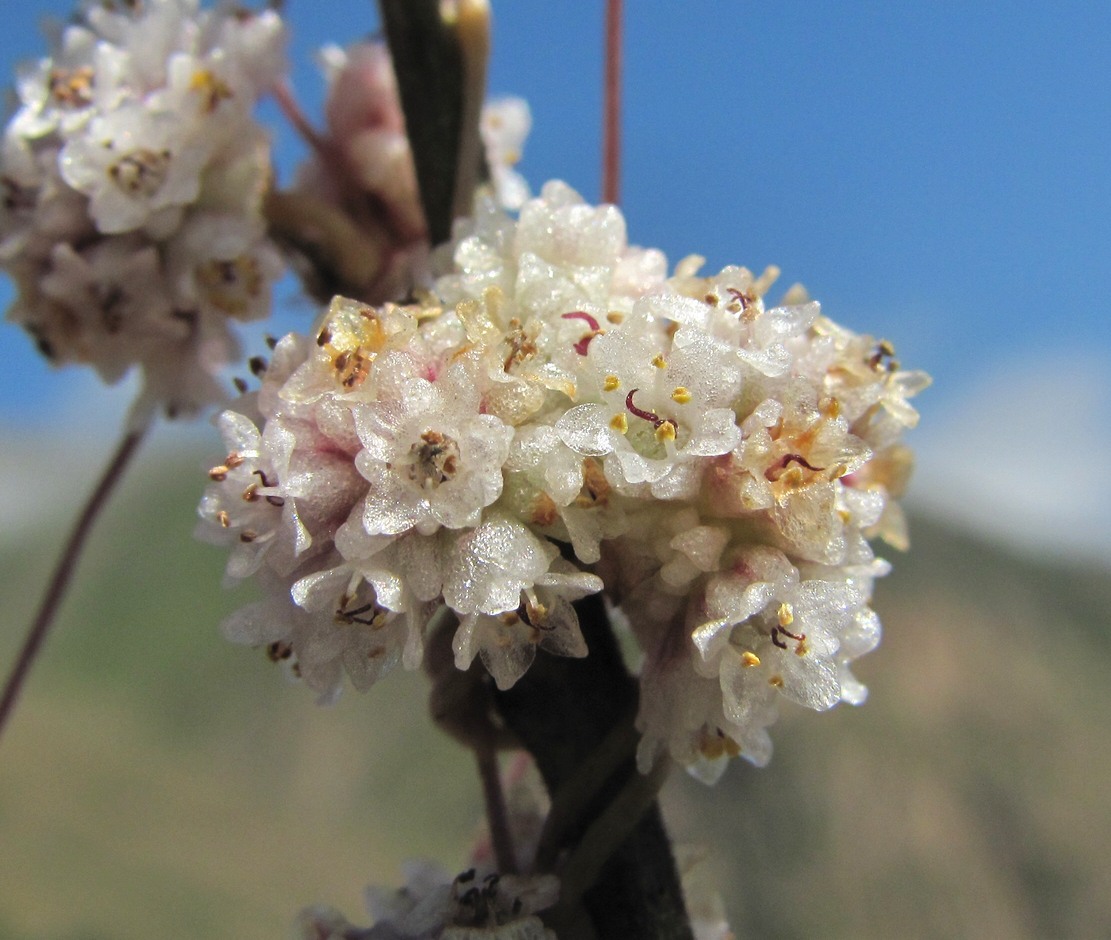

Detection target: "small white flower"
[453, 557, 600, 691]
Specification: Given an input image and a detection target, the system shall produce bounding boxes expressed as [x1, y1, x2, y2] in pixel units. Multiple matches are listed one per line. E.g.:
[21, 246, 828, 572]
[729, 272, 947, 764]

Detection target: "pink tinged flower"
[195, 410, 305, 581]
[10, 26, 101, 139]
[198, 7, 287, 98]
[553, 314, 743, 493]
[354, 371, 514, 536]
[291, 564, 425, 691]
[360, 865, 560, 940]
[480, 96, 531, 210]
[36, 237, 176, 381]
[443, 514, 601, 620]
[452, 557, 599, 691]
[59, 104, 209, 235]
[503, 425, 585, 508]
[636, 637, 775, 780]
[167, 210, 282, 322]
[692, 546, 868, 717]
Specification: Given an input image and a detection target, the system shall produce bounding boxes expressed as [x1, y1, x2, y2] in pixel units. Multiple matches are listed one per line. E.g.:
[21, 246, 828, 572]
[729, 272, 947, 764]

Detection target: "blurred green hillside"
[2, 446, 1109, 939]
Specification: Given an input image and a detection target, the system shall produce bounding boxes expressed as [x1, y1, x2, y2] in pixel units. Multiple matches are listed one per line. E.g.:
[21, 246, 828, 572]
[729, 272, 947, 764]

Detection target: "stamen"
[727, 287, 749, 311]
[765, 453, 826, 482]
[335, 599, 384, 627]
[603, 374, 621, 392]
[267, 641, 293, 662]
[868, 339, 896, 370]
[562, 311, 600, 331]
[740, 651, 761, 668]
[625, 389, 678, 433]
[771, 624, 808, 655]
[670, 386, 692, 404]
[561, 311, 603, 355]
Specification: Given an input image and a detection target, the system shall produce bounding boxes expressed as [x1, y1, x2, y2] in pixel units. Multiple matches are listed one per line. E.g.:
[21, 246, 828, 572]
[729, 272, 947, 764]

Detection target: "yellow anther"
[741, 651, 761, 668]
[188, 69, 233, 111]
[603, 374, 621, 392]
[777, 602, 794, 627]
[671, 386, 692, 405]
[655, 421, 677, 443]
[795, 639, 810, 657]
[768, 675, 784, 688]
[610, 413, 629, 434]
[606, 311, 625, 324]
[651, 353, 668, 369]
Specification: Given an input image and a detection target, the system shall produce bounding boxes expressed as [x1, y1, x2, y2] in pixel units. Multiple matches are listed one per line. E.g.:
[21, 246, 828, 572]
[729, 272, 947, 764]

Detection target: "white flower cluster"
[198, 180, 928, 779]
[300, 863, 559, 940]
[1, 0, 286, 420]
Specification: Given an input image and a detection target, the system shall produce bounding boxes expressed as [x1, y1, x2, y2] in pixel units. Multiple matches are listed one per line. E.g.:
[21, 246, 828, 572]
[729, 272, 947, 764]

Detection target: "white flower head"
[1, 0, 288, 418]
[197, 181, 925, 769]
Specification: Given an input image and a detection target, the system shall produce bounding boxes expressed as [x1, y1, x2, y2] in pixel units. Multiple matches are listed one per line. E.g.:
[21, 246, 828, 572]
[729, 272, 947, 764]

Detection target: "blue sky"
[2, 1, 1110, 554]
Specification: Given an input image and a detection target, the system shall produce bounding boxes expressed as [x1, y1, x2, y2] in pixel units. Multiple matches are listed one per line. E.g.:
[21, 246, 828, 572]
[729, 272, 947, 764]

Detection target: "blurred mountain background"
[1, 442, 1108, 939]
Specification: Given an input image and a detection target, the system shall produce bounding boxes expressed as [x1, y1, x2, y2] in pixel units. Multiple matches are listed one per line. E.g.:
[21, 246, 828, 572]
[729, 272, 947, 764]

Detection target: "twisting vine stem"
[0, 421, 148, 742]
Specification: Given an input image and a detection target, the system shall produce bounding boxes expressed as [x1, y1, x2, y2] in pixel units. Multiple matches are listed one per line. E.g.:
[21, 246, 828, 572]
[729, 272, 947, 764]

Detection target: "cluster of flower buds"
[198, 179, 928, 780]
[0, 0, 286, 421]
[286, 37, 530, 306]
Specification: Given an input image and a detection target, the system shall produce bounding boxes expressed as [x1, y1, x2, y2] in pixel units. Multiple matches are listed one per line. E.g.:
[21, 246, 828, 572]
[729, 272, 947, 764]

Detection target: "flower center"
[108, 148, 172, 197]
[196, 256, 263, 317]
[407, 430, 460, 489]
[49, 66, 94, 108]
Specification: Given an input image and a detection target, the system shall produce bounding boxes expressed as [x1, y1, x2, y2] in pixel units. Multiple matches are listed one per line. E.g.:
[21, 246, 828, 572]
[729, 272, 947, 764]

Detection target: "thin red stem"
[0, 424, 147, 742]
[603, 0, 623, 205]
[475, 742, 519, 874]
[271, 80, 331, 157]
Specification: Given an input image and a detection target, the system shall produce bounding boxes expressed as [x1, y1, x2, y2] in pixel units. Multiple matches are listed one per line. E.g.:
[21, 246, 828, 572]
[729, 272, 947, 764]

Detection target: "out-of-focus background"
[2, 2, 1109, 938]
